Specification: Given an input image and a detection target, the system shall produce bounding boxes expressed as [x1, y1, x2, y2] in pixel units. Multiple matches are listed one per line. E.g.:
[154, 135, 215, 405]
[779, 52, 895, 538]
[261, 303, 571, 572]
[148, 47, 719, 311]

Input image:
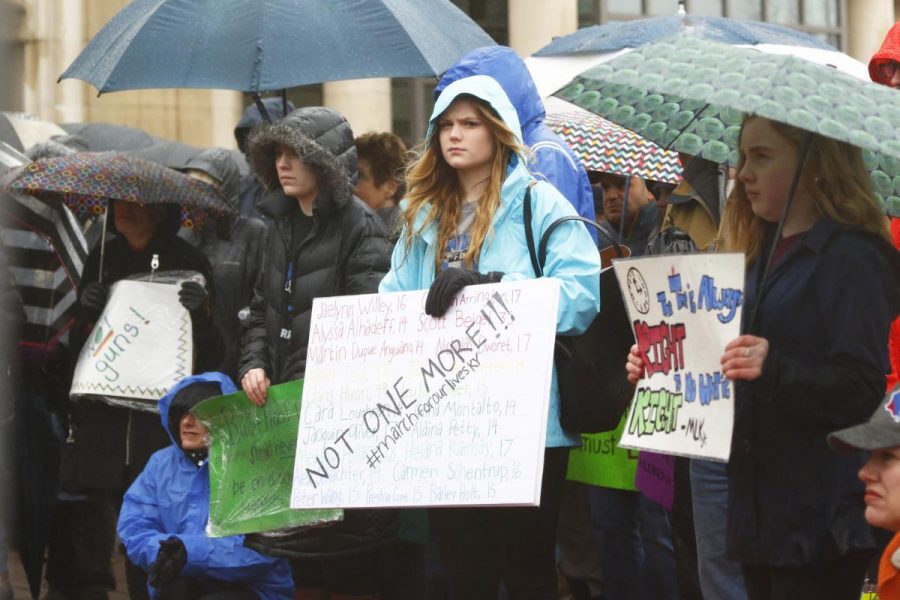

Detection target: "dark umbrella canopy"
[59, 122, 156, 152]
[60, 0, 496, 93]
[533, 13, 834, 57]
[5, 153, 235, 221]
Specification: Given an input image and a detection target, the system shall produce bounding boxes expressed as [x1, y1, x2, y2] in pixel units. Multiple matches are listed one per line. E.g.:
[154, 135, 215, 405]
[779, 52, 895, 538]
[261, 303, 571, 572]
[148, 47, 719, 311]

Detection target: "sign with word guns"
[290, 279, 560, 509]
[70, 279, 193, 411]
[613, 254, 745, 461]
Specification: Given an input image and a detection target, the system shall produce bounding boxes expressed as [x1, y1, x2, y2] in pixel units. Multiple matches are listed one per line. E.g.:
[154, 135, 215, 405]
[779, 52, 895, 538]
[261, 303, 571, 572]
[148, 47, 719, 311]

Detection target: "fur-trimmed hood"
[246, 107, 357, 217]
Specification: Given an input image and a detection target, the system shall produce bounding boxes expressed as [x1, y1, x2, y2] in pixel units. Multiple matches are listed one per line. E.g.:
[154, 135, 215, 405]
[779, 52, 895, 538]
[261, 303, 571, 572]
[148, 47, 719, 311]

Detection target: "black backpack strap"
[522, 186, 542, 277]
[538, 216, 624, 267]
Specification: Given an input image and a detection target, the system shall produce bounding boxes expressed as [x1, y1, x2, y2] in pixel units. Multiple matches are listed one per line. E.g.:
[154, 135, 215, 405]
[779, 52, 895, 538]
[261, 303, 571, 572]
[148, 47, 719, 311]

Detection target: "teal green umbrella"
[556, 35, 900, 215]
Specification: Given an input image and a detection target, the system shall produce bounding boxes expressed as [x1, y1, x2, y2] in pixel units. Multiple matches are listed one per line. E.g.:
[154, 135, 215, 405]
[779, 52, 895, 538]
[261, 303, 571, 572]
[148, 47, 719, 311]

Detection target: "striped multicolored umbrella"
[544, 103, 683, 183]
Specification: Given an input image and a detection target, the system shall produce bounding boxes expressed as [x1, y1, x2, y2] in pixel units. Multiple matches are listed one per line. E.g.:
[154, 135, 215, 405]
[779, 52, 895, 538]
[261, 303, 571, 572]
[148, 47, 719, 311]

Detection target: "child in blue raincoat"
[117, 372, 293, 600]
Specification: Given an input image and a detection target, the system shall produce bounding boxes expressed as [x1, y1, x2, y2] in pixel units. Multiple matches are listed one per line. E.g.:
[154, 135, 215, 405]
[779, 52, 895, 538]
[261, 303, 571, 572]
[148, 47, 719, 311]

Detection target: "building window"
[392, 78, 436, 150]
[578, 0, 845, 50]
[241, 85, 323, 120]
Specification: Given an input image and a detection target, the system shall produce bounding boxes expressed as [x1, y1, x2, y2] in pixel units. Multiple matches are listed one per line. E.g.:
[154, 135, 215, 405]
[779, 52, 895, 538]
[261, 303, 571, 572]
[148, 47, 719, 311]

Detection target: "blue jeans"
[690, 459, 748, 600]
[589, 487, 676, 600]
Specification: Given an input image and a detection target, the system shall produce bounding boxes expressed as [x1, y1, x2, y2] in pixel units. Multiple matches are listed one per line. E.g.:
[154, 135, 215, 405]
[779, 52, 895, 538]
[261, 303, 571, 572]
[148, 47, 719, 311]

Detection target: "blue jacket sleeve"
[530, 141, 599, 246]
[117, 454, 170, 572]
[178, 533, 284, 581]
[117, 454, 284, 584]
[524, 181, 601, 336]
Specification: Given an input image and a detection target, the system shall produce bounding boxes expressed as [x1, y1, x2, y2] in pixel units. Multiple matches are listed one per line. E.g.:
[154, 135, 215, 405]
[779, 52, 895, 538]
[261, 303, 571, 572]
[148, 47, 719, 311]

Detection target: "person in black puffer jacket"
[46, 200, 223, 600]
[238, 107, 397, 599]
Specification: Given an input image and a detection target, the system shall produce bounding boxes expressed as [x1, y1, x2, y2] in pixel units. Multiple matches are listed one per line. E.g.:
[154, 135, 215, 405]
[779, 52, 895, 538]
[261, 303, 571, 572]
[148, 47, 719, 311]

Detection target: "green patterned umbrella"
[556, 35, 900, 215]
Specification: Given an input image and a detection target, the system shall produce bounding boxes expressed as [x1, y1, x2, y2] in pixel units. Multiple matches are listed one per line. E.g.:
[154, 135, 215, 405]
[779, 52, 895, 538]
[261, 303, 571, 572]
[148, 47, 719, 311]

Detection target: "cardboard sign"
[70, 280, 192, 411]
[566, 415, 639, 491]
[192, 380, 342, 538]
[290, 279, 560, 509]
[613, 254, 745, 461]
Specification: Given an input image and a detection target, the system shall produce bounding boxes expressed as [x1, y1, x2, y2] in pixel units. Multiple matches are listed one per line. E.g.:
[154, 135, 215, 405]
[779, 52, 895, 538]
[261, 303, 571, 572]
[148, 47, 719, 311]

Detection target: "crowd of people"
[0, 20, 899, 600]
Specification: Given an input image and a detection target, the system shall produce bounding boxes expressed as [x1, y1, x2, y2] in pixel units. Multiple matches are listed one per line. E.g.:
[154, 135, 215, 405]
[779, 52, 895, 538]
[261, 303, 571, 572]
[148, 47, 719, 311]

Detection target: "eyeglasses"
[877, 61, 900, 81]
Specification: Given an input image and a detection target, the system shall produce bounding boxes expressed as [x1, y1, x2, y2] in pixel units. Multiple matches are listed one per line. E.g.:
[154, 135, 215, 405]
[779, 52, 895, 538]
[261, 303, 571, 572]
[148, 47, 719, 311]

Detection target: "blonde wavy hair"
[722, 115, 889, 264]
[402, 95, 528, 272]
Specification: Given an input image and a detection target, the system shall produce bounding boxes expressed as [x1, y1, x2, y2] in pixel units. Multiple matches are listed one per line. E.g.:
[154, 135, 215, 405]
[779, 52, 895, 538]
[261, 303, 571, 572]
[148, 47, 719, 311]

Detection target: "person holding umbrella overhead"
[179, 147, 268, 382]
[45, 197, 223, 600]
[627, 115, 900, 599]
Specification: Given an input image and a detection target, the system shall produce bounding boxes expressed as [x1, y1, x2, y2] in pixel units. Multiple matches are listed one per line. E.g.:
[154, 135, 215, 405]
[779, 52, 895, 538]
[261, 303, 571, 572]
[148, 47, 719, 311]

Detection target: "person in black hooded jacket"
[239, 106, 390, 396]
[44, 200, 223, 600]
[238, 107, 395, 599]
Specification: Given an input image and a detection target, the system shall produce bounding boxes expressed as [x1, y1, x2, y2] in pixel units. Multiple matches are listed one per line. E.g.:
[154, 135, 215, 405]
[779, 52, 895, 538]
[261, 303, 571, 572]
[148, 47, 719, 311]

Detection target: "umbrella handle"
[619, 176, 630, 240]
[98, 209, 109, 284]
[744, 133, 813, 334]
[252, 94, 273, 124]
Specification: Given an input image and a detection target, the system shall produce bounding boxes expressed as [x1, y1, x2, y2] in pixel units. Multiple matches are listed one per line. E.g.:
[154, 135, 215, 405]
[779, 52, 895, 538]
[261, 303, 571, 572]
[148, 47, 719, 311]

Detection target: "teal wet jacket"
[117, 373, 293, 599]
[379, 75, 602, 447]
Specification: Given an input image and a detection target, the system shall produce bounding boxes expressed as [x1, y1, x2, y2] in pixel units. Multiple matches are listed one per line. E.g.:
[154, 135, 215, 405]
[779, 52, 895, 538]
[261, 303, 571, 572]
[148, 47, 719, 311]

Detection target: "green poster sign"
[192, 379, 342, 537]
[566, 414, 639, 491]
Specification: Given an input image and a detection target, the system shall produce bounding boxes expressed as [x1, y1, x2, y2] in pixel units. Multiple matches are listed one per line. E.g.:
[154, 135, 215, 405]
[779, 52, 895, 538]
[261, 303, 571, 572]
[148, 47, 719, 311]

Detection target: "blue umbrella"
[59, 0, 495, 94]
[533, 13, 834, 57]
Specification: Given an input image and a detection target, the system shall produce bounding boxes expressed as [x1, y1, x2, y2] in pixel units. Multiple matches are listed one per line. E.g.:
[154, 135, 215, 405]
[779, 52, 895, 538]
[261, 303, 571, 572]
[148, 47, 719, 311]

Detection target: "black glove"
[424, 268, 503, 318]
[178, 281, 209, 314]
[80, 282, 108, 316]
[148, 536, 187, 588]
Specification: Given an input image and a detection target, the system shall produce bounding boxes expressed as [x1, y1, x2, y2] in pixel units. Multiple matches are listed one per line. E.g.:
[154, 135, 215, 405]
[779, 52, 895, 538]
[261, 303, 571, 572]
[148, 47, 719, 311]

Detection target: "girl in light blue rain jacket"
[379, 75, 600, 598]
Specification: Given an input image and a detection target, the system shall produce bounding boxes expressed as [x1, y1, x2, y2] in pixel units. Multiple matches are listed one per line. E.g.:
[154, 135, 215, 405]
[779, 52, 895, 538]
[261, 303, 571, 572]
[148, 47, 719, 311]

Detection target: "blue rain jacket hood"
[435, 46, 597, 241]
[118, 373, 293, 600]
[382, 75, 601, 446]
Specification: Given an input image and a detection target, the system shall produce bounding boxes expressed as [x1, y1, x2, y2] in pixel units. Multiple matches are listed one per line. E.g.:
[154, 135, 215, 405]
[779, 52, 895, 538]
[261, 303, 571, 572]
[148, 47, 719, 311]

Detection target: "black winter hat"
[167, 382, 222, 447]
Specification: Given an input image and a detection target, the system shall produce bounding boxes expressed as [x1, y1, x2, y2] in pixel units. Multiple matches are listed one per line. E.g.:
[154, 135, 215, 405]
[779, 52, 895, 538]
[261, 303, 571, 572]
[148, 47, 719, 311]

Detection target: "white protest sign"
[613, 254, 745, 461]
[290, 278, 560, 509]
[70, 280, 193, 411]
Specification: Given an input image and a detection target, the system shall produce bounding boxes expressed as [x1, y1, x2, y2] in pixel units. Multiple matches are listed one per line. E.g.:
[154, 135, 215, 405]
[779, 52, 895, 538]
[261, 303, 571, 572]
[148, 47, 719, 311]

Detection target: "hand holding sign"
[721, 335, 769, 381]
[291, 279, 559, 509]
[70, 277, 194, 411]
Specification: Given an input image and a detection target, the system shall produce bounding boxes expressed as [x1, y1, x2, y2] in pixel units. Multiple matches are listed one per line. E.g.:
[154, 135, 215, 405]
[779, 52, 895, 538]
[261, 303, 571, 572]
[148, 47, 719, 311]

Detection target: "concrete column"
[508, 0, 578, 57]
[323, 78, 392, 135]
[847, 0, 895, 63]
[57, 0, 85, 123]
[209, 89, 243, 149]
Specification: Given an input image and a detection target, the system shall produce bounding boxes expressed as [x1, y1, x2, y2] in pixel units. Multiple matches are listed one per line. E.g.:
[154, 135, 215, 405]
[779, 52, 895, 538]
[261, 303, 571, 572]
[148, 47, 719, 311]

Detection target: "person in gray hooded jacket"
[180, 148, 268, 380]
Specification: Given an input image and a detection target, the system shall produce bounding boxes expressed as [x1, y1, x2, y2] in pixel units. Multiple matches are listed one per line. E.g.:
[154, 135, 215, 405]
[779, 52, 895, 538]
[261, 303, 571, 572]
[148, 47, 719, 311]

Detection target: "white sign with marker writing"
[70, 280, 193, 411]
[613, 253, 745, 461]
[290, 278, 560, 509]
